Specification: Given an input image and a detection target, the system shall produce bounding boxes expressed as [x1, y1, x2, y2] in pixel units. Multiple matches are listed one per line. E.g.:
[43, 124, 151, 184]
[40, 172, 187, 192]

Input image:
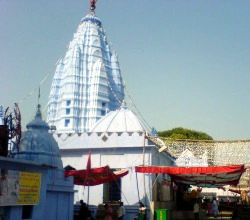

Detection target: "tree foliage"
[158, 127, 213, 140]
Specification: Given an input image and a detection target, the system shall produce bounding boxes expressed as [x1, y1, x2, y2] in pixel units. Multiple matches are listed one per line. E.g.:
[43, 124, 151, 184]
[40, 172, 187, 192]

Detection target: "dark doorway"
[103, 178, 121, 202]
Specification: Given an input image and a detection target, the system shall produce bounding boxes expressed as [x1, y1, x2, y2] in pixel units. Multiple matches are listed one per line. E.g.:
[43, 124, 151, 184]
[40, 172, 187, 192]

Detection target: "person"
[87, 206, 93, 220]
[104, 203, 113, 220]
[138, 202, 147, 220]
[79, 200, 88, 220]
[207, 200, 212, 216]
[117, 201, 125, 220]
[193, 200, 199, 220]
[212, 197, 219, 218]
[241, 190, 249, 205]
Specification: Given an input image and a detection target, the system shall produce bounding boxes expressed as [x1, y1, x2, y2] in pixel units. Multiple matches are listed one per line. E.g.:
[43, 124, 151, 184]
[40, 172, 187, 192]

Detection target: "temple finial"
[36, 87, 42, 119]
[90, 0, 97, 12]
[38, 86, 41, 105]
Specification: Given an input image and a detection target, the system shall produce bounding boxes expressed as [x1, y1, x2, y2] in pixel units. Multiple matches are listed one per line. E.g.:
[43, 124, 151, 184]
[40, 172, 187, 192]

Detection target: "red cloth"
[65, 151, 129, 186]
[65, 165, 129, 186]
[135, 165, 245, 187]
[135, 165, 245, 175]
[65, 152, 129, 186]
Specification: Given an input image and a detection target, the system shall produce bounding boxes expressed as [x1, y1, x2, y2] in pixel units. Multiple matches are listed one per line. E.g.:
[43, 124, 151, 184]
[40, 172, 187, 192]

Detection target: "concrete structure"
[47, 12, 125, 133]
[0, 156, 52, 220]
[54, 105, 174, 219]
[0, 104, 74, 220]
[156, 138, 250, 199]
[46, 4, 175, 219]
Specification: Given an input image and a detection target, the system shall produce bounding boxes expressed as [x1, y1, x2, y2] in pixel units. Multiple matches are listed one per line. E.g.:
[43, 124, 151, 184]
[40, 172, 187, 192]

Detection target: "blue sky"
[1, 0, 250, 140]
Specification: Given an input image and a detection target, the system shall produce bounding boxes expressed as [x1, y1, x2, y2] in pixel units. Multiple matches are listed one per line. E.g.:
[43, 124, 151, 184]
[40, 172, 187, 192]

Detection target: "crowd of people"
[193, 197, 219, 220]
[77, 200, 146, 220]
[77, 201, 126, 220]
[102, 202, 126, 220]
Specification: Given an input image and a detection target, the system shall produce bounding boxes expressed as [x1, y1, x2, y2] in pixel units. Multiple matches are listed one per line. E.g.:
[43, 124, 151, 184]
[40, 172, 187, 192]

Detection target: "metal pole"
[87, 186, 90, 205]
[136, 171, 140, 202]
[143, 132, 147, 204]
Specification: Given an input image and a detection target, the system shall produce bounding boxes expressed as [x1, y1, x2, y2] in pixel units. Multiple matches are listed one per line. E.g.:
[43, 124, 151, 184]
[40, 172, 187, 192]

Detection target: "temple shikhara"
[47, 2, 124, 133]
[0, 1, 249, 220]
[46, 3, 172, 216]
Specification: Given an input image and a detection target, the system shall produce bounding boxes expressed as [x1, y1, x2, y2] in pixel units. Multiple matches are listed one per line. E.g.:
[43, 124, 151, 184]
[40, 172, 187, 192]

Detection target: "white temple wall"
[151, 147, 175, 167]
[54, 132, 147, 149]
[61, 144, 174, 206]
[61, 147, 151, 205]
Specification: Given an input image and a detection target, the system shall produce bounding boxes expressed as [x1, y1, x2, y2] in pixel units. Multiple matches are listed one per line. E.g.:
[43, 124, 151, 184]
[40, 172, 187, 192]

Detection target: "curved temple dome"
[47, 13, 125, 133]
[91, 104, 150, 133]
[16, 104, 63, 169]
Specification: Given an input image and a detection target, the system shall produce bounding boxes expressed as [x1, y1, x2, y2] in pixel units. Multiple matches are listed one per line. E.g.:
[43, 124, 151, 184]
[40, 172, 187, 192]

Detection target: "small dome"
[15, 105, 63, 168]
[91, 104, 149, 133]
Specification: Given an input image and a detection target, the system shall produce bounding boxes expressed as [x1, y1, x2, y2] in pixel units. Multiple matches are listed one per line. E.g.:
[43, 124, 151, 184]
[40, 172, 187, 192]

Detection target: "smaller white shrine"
[14, 104, 74, 220]
[175, 149, 208, 167]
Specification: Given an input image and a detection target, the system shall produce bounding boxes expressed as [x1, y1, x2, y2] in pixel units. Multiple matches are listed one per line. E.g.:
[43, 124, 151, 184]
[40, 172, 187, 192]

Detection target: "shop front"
[136, 164, 246, 220]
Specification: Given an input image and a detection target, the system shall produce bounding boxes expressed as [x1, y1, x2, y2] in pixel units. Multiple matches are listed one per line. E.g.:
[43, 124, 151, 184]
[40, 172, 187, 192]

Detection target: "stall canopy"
[135, 165, 245, 187]
[65, 165, 128, 186]
[65, 152, 128, 186]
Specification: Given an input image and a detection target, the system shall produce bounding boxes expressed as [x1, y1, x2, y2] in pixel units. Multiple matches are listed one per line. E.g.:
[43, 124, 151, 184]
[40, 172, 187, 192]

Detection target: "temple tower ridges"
[47, 1, 125, 133]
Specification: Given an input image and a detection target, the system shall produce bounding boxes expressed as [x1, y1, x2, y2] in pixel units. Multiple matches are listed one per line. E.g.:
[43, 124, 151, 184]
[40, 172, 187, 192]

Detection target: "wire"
[106, 78, 123, 105]
[18, 71, 52, 105]
[123, 81, 152, 133]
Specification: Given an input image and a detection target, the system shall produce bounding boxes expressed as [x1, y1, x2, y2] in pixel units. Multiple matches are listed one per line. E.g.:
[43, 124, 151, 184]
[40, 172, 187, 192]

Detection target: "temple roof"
[47, 12, 125, 133]
[27, 104, 49, 130]
[91, 104, 149, 133]
[16, 105, 63, 168]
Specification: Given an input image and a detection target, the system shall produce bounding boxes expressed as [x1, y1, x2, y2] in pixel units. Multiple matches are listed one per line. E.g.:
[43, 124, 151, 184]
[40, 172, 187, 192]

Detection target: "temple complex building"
[46, 3, 175, 219]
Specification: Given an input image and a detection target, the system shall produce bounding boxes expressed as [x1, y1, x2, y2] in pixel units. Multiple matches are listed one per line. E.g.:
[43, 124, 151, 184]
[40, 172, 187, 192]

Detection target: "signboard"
[0, 169, 41, 206]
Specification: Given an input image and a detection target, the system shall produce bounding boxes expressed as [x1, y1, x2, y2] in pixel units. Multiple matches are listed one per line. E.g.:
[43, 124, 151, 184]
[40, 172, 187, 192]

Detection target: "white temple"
[46, 3, 175, 218]
[47, 9, 124, 133]
[54, 102, 174, 217]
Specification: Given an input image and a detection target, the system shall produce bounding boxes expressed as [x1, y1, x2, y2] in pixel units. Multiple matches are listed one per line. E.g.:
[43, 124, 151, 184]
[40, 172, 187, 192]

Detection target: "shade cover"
[65, 165, 128, 186]
[135, 165, 245, 187]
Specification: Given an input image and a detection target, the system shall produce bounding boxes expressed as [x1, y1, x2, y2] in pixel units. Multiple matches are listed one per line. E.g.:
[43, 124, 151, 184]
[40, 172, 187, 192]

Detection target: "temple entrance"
[103, 178, 121, 202]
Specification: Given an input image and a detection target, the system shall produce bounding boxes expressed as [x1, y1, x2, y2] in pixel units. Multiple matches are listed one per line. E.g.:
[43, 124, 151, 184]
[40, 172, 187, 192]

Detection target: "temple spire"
[47, 3, 125, 133]
[38, 86, 41, 106]
[90, 0, 97, 12]
[36, 87, 42, 120]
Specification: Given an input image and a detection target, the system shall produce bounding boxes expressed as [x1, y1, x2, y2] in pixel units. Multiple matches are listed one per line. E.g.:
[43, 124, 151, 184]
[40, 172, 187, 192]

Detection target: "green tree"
[158, 127, 213, 140]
